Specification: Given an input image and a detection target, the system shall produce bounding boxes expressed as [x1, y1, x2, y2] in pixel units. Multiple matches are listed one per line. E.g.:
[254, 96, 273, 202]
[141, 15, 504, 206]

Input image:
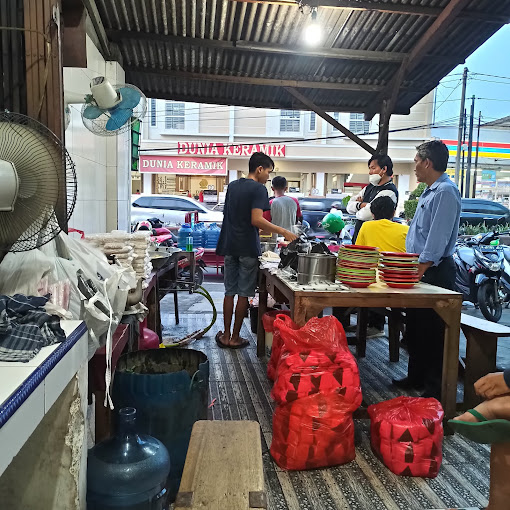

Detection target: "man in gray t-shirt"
[263, 176, 303, 231]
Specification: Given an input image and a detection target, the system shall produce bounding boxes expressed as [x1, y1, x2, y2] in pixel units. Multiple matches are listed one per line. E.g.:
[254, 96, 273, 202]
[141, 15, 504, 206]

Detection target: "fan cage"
[0, 112, 77, 252]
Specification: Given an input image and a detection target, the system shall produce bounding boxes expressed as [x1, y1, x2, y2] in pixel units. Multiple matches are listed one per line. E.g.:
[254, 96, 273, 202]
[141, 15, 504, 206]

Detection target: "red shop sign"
[140, 155, 227, 175]
[177, 142, 286, 158]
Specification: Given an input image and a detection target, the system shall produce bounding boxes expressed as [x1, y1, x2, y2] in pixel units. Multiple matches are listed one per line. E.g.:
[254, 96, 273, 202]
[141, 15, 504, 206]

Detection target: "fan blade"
[106, 108, 132, 131]
[82, 104, 104, 120]
[117, 87, 141, 109]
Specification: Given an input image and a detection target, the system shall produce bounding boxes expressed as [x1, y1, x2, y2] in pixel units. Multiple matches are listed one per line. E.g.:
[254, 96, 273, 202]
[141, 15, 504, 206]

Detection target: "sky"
[433, 24, 510, 126]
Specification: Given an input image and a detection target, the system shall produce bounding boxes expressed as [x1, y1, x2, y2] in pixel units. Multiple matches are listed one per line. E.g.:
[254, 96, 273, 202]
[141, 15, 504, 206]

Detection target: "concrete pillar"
[143, 173, 152, 193]
[397, 174, 410, 212]
[315, 172, 325, 196]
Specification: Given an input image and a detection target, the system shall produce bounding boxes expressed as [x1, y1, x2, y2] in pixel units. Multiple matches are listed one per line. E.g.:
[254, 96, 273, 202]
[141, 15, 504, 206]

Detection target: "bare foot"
[454, 395, 510, 422]
[229, 334, 249, 348]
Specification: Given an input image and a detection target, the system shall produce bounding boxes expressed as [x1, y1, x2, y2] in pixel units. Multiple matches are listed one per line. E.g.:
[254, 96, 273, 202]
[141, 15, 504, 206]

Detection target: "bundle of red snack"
[367, 396, 444, 478]
[270, 315, 362, 470]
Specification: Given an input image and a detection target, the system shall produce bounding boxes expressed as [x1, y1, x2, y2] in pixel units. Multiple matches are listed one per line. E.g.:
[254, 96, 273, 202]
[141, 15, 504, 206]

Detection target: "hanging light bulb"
[304, 7, 322, 47]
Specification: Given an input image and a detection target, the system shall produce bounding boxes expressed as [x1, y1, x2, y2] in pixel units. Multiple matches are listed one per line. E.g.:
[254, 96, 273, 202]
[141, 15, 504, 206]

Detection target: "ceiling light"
[304, 8, 322, 46]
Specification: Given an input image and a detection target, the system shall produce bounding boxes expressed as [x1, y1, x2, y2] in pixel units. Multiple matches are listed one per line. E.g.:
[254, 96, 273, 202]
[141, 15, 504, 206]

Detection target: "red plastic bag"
[271, 349, 362, 409]
[267, 314, 297, 381]
[271, 393, 356, 470]
[262, 309, 291, 333]
[368, 397, 444, 478]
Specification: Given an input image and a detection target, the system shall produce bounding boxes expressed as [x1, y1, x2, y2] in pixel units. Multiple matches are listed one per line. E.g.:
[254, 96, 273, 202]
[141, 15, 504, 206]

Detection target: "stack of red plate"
[336, 245, 380, 288]
[379, 252, 420, 289]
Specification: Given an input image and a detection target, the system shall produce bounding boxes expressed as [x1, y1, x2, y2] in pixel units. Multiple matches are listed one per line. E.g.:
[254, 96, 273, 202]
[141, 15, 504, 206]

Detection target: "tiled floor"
[161, 302, 492, 510]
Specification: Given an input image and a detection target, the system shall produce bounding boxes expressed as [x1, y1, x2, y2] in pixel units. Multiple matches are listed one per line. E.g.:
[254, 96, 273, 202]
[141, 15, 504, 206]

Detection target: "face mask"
[369, 173, 382, 185]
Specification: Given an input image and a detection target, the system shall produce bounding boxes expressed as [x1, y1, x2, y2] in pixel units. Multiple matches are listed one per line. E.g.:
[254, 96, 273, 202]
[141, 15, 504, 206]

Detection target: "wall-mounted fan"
[66, 76, 146, 137]
[0, 112, 77, 253]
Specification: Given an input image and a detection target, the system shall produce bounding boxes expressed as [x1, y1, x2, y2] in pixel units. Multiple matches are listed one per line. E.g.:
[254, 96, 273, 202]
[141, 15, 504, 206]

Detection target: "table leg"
[174, 290, 180, 325]
[435, 299, 462, 422]
[356, 308, 368, 358]
[257, 271, 268, 357]
[387, 309, 401, 362]
[463, 327, 498, 409]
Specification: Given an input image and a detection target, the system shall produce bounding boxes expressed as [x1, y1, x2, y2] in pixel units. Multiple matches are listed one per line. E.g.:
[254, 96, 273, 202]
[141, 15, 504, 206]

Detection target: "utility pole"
[472, 111, 482, 198]
[465, 96, 475, 198]
[454, 67, 469, 186]
[460, 109, 467, 198]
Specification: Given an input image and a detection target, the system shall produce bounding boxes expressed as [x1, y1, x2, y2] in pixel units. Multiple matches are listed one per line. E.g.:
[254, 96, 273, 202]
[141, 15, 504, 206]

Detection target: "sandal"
[228, 338, 250, 349]
[215, 331, 230, 349]
[448, 409, 510, 444]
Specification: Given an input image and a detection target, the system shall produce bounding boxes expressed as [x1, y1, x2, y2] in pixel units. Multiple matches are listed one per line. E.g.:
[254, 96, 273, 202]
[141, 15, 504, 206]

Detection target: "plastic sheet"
[270, 393, 356, 470]
[267, 314, 297, 381]
[368, 397, 444, 478]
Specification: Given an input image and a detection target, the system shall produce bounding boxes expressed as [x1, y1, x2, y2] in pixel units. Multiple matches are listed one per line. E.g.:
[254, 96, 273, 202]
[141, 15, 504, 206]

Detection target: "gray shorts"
[224, 255, 259, 297]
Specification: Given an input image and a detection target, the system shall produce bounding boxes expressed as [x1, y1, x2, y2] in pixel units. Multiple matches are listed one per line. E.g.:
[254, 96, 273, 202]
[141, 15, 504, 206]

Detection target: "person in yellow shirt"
[356, 195, 409, 252]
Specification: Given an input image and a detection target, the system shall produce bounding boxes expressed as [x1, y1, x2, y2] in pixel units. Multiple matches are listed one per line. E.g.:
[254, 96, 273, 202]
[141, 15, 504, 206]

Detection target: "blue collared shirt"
[405, 173, 461, 266]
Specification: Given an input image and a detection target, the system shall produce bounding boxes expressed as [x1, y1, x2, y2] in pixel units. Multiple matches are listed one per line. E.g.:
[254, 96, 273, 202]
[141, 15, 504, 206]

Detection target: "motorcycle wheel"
[477, 281, 503, 322]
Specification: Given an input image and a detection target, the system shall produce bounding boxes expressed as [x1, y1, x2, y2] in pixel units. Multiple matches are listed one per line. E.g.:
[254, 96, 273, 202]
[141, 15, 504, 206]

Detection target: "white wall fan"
[65, 76, 147, 136]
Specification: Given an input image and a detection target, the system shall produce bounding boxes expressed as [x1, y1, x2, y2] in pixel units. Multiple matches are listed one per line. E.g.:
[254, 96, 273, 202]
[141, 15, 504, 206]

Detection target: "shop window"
[349, 112, 370, 135]
[280, 110, 300, 132]
[165, 101, 185, 130]
[150, 98, 156, 126]
[309, 112, 316, 131]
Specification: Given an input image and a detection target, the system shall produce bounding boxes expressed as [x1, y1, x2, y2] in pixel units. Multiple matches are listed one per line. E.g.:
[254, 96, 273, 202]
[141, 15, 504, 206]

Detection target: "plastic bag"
[262, 310, 291, 333]
[267, 314, 297, 381]
[367, 397, 444, 478]
[270, 393, 356, 470]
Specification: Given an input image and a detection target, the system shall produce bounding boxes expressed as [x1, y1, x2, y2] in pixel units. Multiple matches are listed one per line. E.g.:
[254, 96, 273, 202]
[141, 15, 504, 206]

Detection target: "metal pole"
[465, 96, 475, 198]
[454, 67, 469, 186]
[472, 111, 482, 198]
[460, 109, 467, 197]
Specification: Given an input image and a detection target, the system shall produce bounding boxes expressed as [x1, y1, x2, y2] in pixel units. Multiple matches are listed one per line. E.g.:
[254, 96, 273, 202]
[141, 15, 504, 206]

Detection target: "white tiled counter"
[0, 321, 89, 510]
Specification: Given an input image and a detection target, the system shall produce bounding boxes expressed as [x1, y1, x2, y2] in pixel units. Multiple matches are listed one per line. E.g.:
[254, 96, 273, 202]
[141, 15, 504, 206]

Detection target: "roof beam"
[125, 66, 384, 91]
[366, 0, 473, 120]
[81, 0, 111, 59]
[285, 87, 376, 155]
[107, 30, 404, 63]
[233, 0, 509, 24]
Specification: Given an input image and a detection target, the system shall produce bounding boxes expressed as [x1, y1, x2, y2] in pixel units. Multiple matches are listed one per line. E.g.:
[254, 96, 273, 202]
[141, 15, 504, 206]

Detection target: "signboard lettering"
[178, 142, 286, 158]
[140, 155, 227, 175]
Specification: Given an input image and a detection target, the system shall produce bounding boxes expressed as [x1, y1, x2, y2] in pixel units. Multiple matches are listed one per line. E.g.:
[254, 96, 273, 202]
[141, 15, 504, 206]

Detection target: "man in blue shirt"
[393, 140, 461, 399]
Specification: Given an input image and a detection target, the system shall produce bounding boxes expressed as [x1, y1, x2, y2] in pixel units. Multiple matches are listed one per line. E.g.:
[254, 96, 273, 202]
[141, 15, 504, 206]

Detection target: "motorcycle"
[454, 231, 506, 322]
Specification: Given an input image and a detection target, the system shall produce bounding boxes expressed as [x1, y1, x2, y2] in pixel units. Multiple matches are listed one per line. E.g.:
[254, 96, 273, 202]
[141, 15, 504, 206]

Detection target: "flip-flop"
[228, 338, 250, 350]
[215, 331, 229, 349]
[448, 409, 510, 444]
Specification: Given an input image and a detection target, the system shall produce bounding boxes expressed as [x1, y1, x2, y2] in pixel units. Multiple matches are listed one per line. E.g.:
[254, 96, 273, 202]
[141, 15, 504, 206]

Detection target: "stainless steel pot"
[296, 253, 336, 284]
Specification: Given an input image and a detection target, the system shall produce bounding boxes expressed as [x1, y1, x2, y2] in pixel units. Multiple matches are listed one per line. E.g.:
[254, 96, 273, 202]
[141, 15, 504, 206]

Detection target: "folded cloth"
[0, 294, 66, 362]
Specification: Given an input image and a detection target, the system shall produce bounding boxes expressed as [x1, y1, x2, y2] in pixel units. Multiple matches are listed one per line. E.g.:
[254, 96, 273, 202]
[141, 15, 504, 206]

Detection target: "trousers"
[406, 256, 456, 396]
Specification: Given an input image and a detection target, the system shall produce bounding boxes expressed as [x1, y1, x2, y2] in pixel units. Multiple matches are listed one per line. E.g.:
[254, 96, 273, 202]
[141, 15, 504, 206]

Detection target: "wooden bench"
[175, 421, 266, 510]
[461, 313, 510, 408]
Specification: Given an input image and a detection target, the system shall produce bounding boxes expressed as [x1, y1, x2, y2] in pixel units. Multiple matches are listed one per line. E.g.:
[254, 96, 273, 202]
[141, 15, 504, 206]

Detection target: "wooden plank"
[107, 29, 407, 63]
[285, 87, 376, 155]
[125, 65, 384, 92]
[175, 421, 265, 510]
[461, 312, 510, 336]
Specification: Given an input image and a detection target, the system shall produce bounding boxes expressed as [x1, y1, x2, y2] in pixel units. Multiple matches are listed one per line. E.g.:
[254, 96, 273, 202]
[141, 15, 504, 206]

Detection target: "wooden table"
[256, 269, 463, 421]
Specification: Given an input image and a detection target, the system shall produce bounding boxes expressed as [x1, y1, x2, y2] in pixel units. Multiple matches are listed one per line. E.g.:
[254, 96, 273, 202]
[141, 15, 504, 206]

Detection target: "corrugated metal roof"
[95, 0, 510, 114]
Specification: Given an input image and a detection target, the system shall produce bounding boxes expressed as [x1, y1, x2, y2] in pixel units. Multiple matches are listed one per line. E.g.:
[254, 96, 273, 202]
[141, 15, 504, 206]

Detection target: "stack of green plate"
[336, 244, 380, 288]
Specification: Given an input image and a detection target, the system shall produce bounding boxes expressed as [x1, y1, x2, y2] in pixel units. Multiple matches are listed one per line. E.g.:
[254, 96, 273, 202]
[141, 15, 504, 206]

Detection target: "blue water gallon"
[177, 224, 193, 249]
[87, 407, 170, 510]
[192, 223, 204, 248]
[112, 349, 209, 502]
[205, 223, 221, 248]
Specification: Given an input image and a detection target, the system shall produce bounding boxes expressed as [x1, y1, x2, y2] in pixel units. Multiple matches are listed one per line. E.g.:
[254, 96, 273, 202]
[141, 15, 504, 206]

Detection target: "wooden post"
[23, 0, 64, 140]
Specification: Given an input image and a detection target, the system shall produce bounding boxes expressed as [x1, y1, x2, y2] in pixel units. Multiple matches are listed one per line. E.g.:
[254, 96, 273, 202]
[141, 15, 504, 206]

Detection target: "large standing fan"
[80, 77, 146, 136]
[0, 112, 77, 253]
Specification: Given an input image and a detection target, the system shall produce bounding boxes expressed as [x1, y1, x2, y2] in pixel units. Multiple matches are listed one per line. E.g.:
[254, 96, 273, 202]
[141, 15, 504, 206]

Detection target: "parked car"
[131, 195, 223, 225]
[460, 199, 510, 227]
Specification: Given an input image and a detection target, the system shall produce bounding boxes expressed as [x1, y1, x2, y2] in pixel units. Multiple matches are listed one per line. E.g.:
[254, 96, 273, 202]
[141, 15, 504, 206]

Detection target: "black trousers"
[406, 257, 456, 396]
